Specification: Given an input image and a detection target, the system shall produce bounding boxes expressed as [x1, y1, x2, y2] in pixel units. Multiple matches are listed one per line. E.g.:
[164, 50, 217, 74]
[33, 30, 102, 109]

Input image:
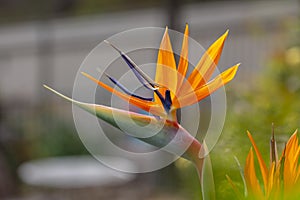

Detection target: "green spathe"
[43, 85, 202, 162]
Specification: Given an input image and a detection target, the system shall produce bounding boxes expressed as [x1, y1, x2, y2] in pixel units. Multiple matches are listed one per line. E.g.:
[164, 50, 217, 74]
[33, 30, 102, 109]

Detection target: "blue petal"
[105, 73, 153, 101]
[105, 40, 160, 91]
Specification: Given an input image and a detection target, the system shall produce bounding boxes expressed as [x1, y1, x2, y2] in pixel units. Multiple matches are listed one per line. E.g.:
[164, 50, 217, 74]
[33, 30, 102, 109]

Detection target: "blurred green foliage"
[4, 105, 88, 165]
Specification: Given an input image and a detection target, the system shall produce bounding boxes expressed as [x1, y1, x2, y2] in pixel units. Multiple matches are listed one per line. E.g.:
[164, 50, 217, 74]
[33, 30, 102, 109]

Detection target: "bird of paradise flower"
[44, 24, 239, 199]
[227, 129, 300, 200]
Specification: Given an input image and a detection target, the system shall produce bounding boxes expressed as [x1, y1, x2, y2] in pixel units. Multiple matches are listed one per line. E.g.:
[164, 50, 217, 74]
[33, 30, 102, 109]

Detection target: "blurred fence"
[0, 0, 298, 104]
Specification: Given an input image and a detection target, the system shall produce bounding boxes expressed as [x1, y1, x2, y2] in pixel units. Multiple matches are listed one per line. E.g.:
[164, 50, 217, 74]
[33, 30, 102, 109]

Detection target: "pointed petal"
[176, 24, 189, 92]
[244, 148, 263, 197]
[173, 64, 239, 108]
[81, 72, 165, 117]
[247, 131, 269, 192]
[273, 163, 281, 198]
[179, 30, 228, 96]
[286, 130, 299, 167]
[154, 27, 177, 103]
[267, 162, 276, 198]
[277, 145, 286, 185]
[43, 84, 151, 127]
[284, 130, 299, 186]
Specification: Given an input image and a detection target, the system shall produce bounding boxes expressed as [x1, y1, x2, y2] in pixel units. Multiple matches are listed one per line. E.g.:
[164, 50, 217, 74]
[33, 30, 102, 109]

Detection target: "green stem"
[186, 139, 216, 200]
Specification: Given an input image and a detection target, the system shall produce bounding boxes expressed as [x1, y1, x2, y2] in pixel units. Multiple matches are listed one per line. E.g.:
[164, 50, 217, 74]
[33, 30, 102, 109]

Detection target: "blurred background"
[0, 0, 299, 199]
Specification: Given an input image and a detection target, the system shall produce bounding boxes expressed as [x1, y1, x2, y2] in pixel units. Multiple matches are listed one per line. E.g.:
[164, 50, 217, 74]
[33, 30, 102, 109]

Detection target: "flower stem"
[185, 139, 216, 200]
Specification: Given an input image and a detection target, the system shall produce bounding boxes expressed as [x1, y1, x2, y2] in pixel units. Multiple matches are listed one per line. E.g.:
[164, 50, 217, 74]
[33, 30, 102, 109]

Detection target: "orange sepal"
[81, 72, 165, 117]
[247, 131, 269, 192]
[179, 30, 229, 96]
[176, 24, 189, 93]
[244, 148, 264, 197]
[173, 64, 239, 108]
[154, 27, 177, 103]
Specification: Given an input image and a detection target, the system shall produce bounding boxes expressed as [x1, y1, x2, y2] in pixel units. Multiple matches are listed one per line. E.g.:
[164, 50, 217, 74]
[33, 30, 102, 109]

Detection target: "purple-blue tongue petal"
[105, 73, 153, 101]
[104, 40, 160, 91]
